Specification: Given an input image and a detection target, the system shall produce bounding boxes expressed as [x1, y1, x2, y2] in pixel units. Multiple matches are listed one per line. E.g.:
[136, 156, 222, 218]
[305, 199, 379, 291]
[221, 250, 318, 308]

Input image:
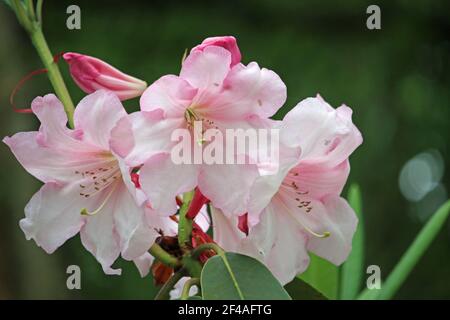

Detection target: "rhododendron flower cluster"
[4, 36, 362, 288]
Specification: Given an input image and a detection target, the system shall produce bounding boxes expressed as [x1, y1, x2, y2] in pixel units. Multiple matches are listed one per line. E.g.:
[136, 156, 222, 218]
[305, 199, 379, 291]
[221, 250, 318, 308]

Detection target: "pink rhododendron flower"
[63, 52, 147, 101]
[212, 95, 363, 284]
[3, 90, 170, 275]
[111, 37, 287, 217]
[191, 36, 242, 67]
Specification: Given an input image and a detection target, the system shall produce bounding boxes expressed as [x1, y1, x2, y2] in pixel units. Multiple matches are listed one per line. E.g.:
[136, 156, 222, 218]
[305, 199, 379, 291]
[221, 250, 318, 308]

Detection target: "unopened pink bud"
[191, 36, 242, 66]
[63, 52, 147, 101]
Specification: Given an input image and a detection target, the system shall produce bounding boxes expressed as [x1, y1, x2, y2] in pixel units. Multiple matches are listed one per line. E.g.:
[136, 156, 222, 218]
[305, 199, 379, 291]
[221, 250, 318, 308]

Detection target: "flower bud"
[191, 36, 242, 66]
[63, 52, 147, 101]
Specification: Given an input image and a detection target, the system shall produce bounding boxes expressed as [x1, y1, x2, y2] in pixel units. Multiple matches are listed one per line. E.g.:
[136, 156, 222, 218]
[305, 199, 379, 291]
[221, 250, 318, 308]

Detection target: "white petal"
[133, 252, 154, 277]
[20, 182, 88, 254]
[199, 162, 259, 217]
[80, 187, 123, 275]
[305, 195, 358, 265]
[140, 153, 199, 216]
[113, 183, 156, 261]
[74, 90, 128, 150]
[281, 96, 362, 168]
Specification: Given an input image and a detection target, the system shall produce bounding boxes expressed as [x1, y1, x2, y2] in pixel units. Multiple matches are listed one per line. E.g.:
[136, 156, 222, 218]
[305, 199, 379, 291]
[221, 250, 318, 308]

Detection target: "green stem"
[191, 242, 224, 258]
[25, 0, 36, 21]
[29, 28, 75, 127]
[36, 0, 44, 24]
[181, 255, 203, 278]
[11, 0, 32, 31]
[12, 0, 75, 127]
[181, 278, 200, 300]
[189, 243, 224, 278]
[178, 190, 195, 250]
[148, 243, 181, 268]
[154, 268, 186, 300]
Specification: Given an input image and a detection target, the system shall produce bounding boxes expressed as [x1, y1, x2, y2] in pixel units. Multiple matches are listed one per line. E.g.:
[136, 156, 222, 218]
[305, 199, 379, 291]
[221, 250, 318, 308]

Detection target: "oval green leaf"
[201, 252, 291, 300]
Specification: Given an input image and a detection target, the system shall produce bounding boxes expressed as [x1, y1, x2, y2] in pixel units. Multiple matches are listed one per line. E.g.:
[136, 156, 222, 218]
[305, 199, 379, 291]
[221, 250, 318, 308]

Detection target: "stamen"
[79, 165, 121, 197]
[184, 108, 199, 125]
[302, 225, 331, 238]
[80, 181, 119, 216]
[73, 157, 118, 177]
[277, 196, 331, 239]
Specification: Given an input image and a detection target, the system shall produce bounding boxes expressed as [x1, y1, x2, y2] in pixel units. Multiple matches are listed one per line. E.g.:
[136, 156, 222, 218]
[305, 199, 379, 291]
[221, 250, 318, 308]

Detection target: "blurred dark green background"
[0, 0, 449, 299]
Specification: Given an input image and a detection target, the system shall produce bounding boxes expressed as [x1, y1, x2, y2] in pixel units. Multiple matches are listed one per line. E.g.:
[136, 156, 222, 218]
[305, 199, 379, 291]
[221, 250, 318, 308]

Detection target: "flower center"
[184, 107, 219, 144]
[75, 155, 122, 217]
[281, 170, 312, 213]
[75, 157, 121, 199]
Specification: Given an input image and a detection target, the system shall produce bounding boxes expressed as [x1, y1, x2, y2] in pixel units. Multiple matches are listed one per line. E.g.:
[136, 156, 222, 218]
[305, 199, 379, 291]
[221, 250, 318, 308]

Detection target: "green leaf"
[284, 277, 327, 300]
[298, 254, 339, 299]
[339, 183, 365, 299]
[201, 252, 291, 300]
[358, 199, 450, 300]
